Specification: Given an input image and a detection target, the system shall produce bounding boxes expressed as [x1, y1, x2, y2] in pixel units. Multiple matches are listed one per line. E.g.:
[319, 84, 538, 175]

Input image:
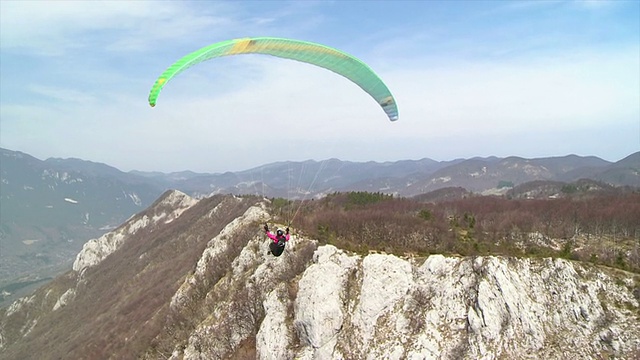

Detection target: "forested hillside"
[287, 191, 640, 273]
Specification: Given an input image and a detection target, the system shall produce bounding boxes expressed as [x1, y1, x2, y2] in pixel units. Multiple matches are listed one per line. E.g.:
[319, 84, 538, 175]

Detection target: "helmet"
[276, 229, 284, 236]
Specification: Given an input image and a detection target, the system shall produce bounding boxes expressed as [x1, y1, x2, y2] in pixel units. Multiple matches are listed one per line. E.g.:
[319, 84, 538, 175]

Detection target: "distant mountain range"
[131, 152, 639, 198]
[0, 147, 638, 299]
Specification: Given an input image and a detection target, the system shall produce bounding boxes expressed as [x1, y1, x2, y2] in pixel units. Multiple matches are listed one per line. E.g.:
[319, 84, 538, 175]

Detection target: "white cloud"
[110, 43, 637, 170]
[0, 1, 234, 55]
[29, 85, 97, 104]
[390, 47, 639, 136]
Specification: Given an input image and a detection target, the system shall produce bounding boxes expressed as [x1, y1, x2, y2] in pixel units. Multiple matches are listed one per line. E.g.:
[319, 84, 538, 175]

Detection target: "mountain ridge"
[1, 191, 638, 359]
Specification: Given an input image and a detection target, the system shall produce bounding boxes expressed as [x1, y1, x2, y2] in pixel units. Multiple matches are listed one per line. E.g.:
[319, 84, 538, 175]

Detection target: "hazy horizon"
[2, 145, 636, 175]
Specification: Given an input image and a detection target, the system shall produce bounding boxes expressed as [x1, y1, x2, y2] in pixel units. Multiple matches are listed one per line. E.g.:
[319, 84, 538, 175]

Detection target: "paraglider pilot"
[264, 223, 289, 257]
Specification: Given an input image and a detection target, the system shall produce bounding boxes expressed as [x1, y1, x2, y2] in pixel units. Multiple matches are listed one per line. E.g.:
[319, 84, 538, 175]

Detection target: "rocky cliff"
[0, 191, 638, 359]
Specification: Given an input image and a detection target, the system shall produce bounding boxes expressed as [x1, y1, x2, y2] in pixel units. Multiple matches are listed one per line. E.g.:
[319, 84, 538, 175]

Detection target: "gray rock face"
[279, 248, 638, 359]
[177, 238, 639, 359]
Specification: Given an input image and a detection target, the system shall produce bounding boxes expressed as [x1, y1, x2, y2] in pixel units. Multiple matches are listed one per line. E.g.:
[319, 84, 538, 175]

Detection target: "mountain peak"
[72, 190, 199, 273]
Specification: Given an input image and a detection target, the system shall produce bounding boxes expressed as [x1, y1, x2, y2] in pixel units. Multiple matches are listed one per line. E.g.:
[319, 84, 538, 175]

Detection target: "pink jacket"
[266, 231, 290, 244]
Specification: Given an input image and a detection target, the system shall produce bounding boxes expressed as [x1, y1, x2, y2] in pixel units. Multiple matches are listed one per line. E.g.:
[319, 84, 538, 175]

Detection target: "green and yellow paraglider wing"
[148, 37, 398, 121]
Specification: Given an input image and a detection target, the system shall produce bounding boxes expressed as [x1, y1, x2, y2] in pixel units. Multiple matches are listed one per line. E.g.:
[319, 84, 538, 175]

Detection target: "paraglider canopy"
[148, 37, 399, 121]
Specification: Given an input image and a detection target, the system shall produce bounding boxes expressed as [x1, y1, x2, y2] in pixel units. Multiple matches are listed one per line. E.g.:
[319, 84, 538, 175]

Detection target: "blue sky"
[1, 0, 638, 173]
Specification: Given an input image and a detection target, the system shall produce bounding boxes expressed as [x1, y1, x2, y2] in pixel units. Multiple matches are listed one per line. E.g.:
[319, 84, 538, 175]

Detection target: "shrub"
[418, 209, 432, 221]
